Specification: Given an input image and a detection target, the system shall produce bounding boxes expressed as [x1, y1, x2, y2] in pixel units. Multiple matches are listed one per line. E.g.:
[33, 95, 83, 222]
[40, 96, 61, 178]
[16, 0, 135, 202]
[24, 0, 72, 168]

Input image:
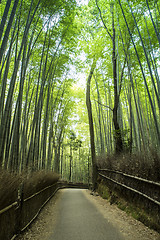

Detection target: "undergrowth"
[97, 149, 160, 182]
[0, 170, 59, 210]
[97, 182, 160, 233]
[97, 149, 160, 232]
[23, 170, 59, 198]
[0, 170, 21, 210]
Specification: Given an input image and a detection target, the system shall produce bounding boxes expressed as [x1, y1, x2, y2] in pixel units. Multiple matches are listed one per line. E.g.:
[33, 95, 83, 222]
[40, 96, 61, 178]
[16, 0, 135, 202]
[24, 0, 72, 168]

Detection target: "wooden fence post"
[15, 183, 24, 234]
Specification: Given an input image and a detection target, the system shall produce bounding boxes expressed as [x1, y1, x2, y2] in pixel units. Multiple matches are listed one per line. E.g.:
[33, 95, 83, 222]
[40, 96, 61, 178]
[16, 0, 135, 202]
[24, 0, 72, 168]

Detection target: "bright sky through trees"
[77, 0, 89, 6]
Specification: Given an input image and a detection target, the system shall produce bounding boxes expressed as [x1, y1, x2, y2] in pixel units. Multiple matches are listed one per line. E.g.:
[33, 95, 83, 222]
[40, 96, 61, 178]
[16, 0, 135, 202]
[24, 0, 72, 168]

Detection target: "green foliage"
[97, 182, 111, 199]
[0, 0, 160, 187]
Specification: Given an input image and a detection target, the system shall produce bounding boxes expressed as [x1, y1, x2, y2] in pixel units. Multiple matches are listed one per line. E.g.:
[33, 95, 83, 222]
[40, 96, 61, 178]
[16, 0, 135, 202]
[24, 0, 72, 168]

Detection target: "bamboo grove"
[0, 0, 160, 183]
[0, 0, 79, 173]
[85, 0, 160, 155]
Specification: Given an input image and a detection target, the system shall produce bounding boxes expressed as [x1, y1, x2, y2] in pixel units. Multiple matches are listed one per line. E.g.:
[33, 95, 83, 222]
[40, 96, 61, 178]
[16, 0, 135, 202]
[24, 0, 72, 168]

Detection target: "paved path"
[49, 189, 124, 240]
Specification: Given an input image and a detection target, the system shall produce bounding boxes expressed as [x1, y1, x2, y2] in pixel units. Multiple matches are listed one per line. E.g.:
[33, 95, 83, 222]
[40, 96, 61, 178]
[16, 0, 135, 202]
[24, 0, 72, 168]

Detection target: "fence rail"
[0, 181, 88, 240]
[0, 202, 17, 215]
[98, 169, 160, 187]
[98, 169, 160, 207]
[98, 172, 160, 206]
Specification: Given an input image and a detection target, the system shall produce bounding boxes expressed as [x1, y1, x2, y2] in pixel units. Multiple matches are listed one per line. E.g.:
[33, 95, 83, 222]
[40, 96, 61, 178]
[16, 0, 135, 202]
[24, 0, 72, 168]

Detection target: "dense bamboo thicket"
[0, 0, 160, 186]
[0, 0, 78, 173]
[82, 0, 160, 182]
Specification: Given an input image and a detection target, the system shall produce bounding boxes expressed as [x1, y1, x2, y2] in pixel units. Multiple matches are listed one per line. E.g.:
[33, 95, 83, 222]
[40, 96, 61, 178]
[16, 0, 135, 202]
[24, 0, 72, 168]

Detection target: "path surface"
[17, 189, 160, 240]
[49, 189, 124, 240]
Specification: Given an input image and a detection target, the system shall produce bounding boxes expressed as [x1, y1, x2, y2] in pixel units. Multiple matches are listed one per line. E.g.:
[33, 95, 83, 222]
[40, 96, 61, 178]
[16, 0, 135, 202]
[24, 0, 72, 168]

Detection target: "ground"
[17, 189, 160, 240]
